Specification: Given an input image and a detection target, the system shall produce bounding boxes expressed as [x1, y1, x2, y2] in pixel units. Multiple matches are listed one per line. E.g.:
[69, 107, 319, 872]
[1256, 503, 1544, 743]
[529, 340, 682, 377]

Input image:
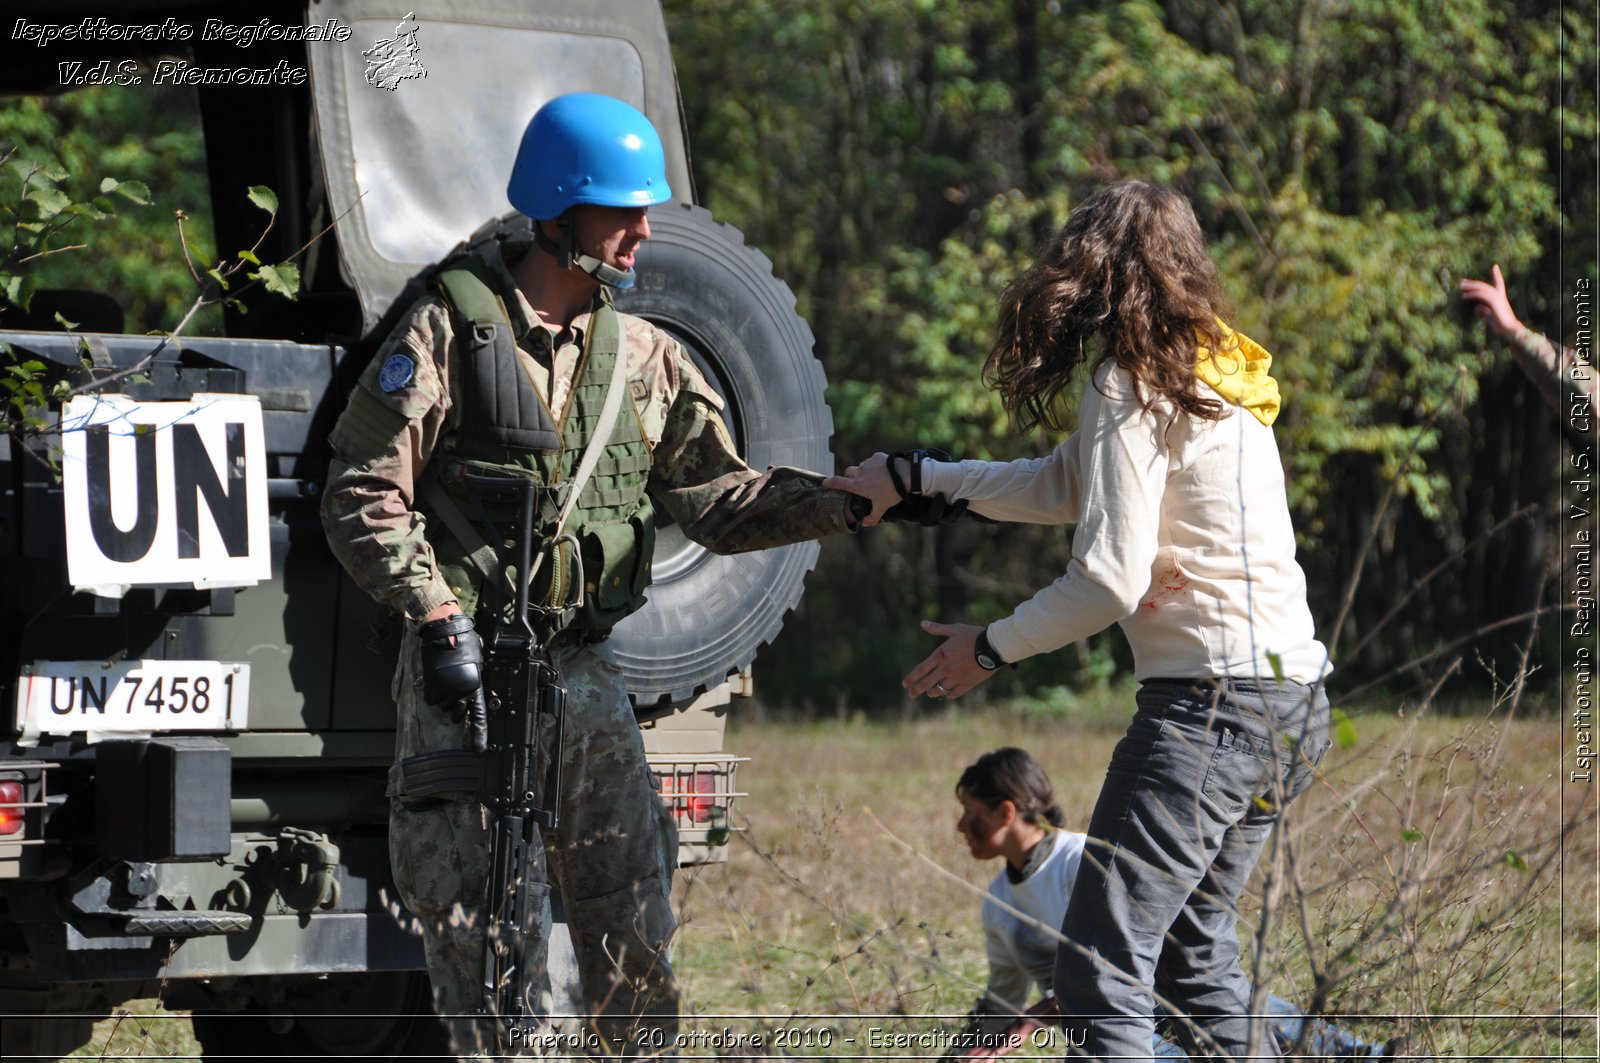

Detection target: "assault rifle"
[461, 472, 568, 1023]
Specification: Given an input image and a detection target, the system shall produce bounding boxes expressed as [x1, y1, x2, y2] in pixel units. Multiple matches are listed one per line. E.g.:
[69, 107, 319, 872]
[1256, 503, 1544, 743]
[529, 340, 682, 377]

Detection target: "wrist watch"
[974, 628, 1006, 671]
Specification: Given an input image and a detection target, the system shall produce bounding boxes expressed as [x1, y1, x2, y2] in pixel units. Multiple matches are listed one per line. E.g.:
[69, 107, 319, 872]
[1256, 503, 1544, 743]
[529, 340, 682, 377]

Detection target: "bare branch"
[13, 243, 88, 266]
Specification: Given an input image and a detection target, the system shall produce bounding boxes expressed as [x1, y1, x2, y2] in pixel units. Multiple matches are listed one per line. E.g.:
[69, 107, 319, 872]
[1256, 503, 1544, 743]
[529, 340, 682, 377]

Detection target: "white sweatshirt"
[980, 830, 1087, 1014]
[924, 363, 1330, 683]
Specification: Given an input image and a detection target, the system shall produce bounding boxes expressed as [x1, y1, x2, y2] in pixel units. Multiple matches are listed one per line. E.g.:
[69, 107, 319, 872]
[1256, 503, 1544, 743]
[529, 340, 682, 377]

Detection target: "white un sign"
[59, 394, 271, 597]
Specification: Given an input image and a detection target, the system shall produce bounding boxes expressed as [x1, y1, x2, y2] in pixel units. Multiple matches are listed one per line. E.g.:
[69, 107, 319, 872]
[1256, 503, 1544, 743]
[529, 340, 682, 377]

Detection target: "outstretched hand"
[904, 620, 992, 699]
[1459, 264, 1524, 340]
[823, 452, 904, 528]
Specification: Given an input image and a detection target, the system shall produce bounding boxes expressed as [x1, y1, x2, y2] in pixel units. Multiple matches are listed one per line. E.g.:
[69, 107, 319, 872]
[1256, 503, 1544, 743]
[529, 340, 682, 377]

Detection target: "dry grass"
[63, 690, 1597, 1060]
[65, 1004, 198, 1060]
[670, 689, 1599, 1059]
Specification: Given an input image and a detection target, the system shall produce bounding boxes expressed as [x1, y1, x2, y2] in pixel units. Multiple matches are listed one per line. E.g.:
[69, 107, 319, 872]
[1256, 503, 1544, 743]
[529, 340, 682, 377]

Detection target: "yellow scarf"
[1194, 320, 1280, 426]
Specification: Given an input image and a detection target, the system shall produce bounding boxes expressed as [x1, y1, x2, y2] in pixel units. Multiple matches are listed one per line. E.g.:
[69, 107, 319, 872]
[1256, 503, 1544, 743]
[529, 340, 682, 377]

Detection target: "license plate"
[14, 660, 250, 741]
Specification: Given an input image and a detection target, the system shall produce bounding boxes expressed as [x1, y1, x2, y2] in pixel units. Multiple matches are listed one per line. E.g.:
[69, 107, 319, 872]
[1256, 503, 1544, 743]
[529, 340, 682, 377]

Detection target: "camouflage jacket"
[1508, 327, 1596, 446]
[321, 248, 852, 621]
[1508, 327, 1595, 417]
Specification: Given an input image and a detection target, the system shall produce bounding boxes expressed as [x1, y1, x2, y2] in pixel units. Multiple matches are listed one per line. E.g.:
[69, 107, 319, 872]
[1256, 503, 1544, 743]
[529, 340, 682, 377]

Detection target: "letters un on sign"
[60, 394, 271, 596]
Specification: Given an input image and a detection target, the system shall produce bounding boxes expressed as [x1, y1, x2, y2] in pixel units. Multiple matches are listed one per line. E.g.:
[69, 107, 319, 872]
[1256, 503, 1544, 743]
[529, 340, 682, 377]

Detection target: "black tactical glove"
[882, 448, 991, 526]
[418, 613, 489, 751]
[882, 493, 972, 526]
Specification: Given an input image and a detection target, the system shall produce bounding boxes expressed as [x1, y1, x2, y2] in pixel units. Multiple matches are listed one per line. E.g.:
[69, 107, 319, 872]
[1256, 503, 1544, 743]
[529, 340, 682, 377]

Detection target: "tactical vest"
[416, 254, 655, 637]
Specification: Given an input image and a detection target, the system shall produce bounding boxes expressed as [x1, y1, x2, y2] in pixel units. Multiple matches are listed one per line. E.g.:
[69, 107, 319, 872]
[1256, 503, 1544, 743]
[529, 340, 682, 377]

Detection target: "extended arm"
[1506, 328, 1595, 425]
[1461, 265, 1596, 425]
[920, 435, 1084, 524]
[647, 359, 857, 552]
[823, 436, 1084, 527]
[983, 370, 1168, 664]
[978, 910, 1036, 1033]
[945, 905, 1053, 1060]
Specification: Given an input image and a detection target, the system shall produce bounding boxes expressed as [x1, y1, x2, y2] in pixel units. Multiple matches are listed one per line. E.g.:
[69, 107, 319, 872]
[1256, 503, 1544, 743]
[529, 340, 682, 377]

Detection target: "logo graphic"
[363, 12, 425, 91]
[378, 354, 415, 393]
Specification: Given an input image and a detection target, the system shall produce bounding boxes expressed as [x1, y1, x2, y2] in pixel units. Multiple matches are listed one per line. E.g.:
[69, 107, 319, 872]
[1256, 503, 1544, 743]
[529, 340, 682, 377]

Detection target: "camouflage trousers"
[387, 630, 680, 1058]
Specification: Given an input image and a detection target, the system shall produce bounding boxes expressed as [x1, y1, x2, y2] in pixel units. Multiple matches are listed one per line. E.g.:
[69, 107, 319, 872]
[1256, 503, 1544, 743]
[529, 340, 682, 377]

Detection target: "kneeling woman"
[952, 748, 1390, 1061]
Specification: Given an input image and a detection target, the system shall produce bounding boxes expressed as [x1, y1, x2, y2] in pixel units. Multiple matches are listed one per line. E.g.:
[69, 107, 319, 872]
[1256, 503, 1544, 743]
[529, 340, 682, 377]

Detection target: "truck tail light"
[0, 780, 24, 836]
[683, 772, 717, 823]
[658, 770, 718, 822]
[651, 757, 747, 840]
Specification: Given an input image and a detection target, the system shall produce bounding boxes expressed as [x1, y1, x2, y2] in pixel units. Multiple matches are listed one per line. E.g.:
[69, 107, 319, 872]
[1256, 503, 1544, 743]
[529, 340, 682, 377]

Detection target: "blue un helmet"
[507, 93, 672, 289]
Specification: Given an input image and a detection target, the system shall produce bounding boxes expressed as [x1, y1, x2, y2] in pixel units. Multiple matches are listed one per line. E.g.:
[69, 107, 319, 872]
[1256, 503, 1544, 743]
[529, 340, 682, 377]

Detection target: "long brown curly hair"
[985, 181, 1233, 432]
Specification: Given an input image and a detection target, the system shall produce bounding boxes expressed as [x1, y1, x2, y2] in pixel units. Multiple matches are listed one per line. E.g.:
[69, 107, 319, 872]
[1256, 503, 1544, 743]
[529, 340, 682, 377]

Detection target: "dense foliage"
[0, 85, 215, 334]
[666, 0, 1595, 708]
[1, 2, 1591, 709]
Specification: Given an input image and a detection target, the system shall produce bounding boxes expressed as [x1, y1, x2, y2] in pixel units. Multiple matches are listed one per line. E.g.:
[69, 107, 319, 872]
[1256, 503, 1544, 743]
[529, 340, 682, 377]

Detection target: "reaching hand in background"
[1460, 263, 1595, 433]
[1459, 264, 1525, 340]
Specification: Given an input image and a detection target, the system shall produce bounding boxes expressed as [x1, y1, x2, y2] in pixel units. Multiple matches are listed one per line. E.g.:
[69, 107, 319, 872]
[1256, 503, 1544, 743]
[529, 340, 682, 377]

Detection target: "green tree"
[0, 84, 215, 333]
[665, 0, 1593, 708]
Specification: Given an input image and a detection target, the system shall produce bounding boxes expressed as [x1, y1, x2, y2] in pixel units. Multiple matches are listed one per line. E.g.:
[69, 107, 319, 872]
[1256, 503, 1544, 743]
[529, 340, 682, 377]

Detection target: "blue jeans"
[1055, 678, 1331, 1061]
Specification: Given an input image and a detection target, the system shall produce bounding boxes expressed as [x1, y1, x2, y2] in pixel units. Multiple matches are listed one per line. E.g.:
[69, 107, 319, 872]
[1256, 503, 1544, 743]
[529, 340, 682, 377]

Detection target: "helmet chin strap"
[574, 251, 636, 290]
[534, 216, 637, 290]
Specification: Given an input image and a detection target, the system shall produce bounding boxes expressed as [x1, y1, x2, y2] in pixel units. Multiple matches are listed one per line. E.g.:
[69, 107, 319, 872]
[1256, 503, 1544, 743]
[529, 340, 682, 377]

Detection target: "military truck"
[0, 2, 832, 1057]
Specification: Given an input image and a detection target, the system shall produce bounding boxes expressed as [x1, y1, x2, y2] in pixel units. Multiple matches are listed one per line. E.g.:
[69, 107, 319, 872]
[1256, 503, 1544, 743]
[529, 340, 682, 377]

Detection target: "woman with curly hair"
[828, 181, 1333, 1061]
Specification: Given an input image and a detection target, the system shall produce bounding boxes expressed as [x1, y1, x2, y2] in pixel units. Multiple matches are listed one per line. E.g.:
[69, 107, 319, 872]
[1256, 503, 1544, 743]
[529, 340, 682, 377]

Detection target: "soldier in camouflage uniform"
[321, 94, 861, 1057]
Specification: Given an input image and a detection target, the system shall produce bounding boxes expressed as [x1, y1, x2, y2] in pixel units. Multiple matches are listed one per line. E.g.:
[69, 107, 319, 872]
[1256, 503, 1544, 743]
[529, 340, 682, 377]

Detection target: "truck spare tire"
[612, 203, 833, 711]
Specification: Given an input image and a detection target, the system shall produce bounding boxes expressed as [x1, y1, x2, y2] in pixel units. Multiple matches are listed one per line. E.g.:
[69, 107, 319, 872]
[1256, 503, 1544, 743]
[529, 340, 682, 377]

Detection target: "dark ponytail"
[957, 747, 1064, 828]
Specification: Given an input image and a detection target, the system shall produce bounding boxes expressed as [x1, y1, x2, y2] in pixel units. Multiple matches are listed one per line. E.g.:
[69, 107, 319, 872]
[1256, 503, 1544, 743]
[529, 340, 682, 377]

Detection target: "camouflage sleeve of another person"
[1508, 326, 1597, 425]
[320, 297, 459, 619]
[646, 343, 857, 554]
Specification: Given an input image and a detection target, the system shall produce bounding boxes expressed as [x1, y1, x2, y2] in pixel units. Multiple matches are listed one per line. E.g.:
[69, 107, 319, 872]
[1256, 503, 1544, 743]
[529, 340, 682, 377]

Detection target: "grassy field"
[67, 689, 1597, 1060]
[670, 688, 1597, 1060]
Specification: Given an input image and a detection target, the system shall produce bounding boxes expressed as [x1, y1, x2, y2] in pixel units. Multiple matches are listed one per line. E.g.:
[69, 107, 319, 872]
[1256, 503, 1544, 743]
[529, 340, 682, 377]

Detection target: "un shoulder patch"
[378, 353, 416, 393]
